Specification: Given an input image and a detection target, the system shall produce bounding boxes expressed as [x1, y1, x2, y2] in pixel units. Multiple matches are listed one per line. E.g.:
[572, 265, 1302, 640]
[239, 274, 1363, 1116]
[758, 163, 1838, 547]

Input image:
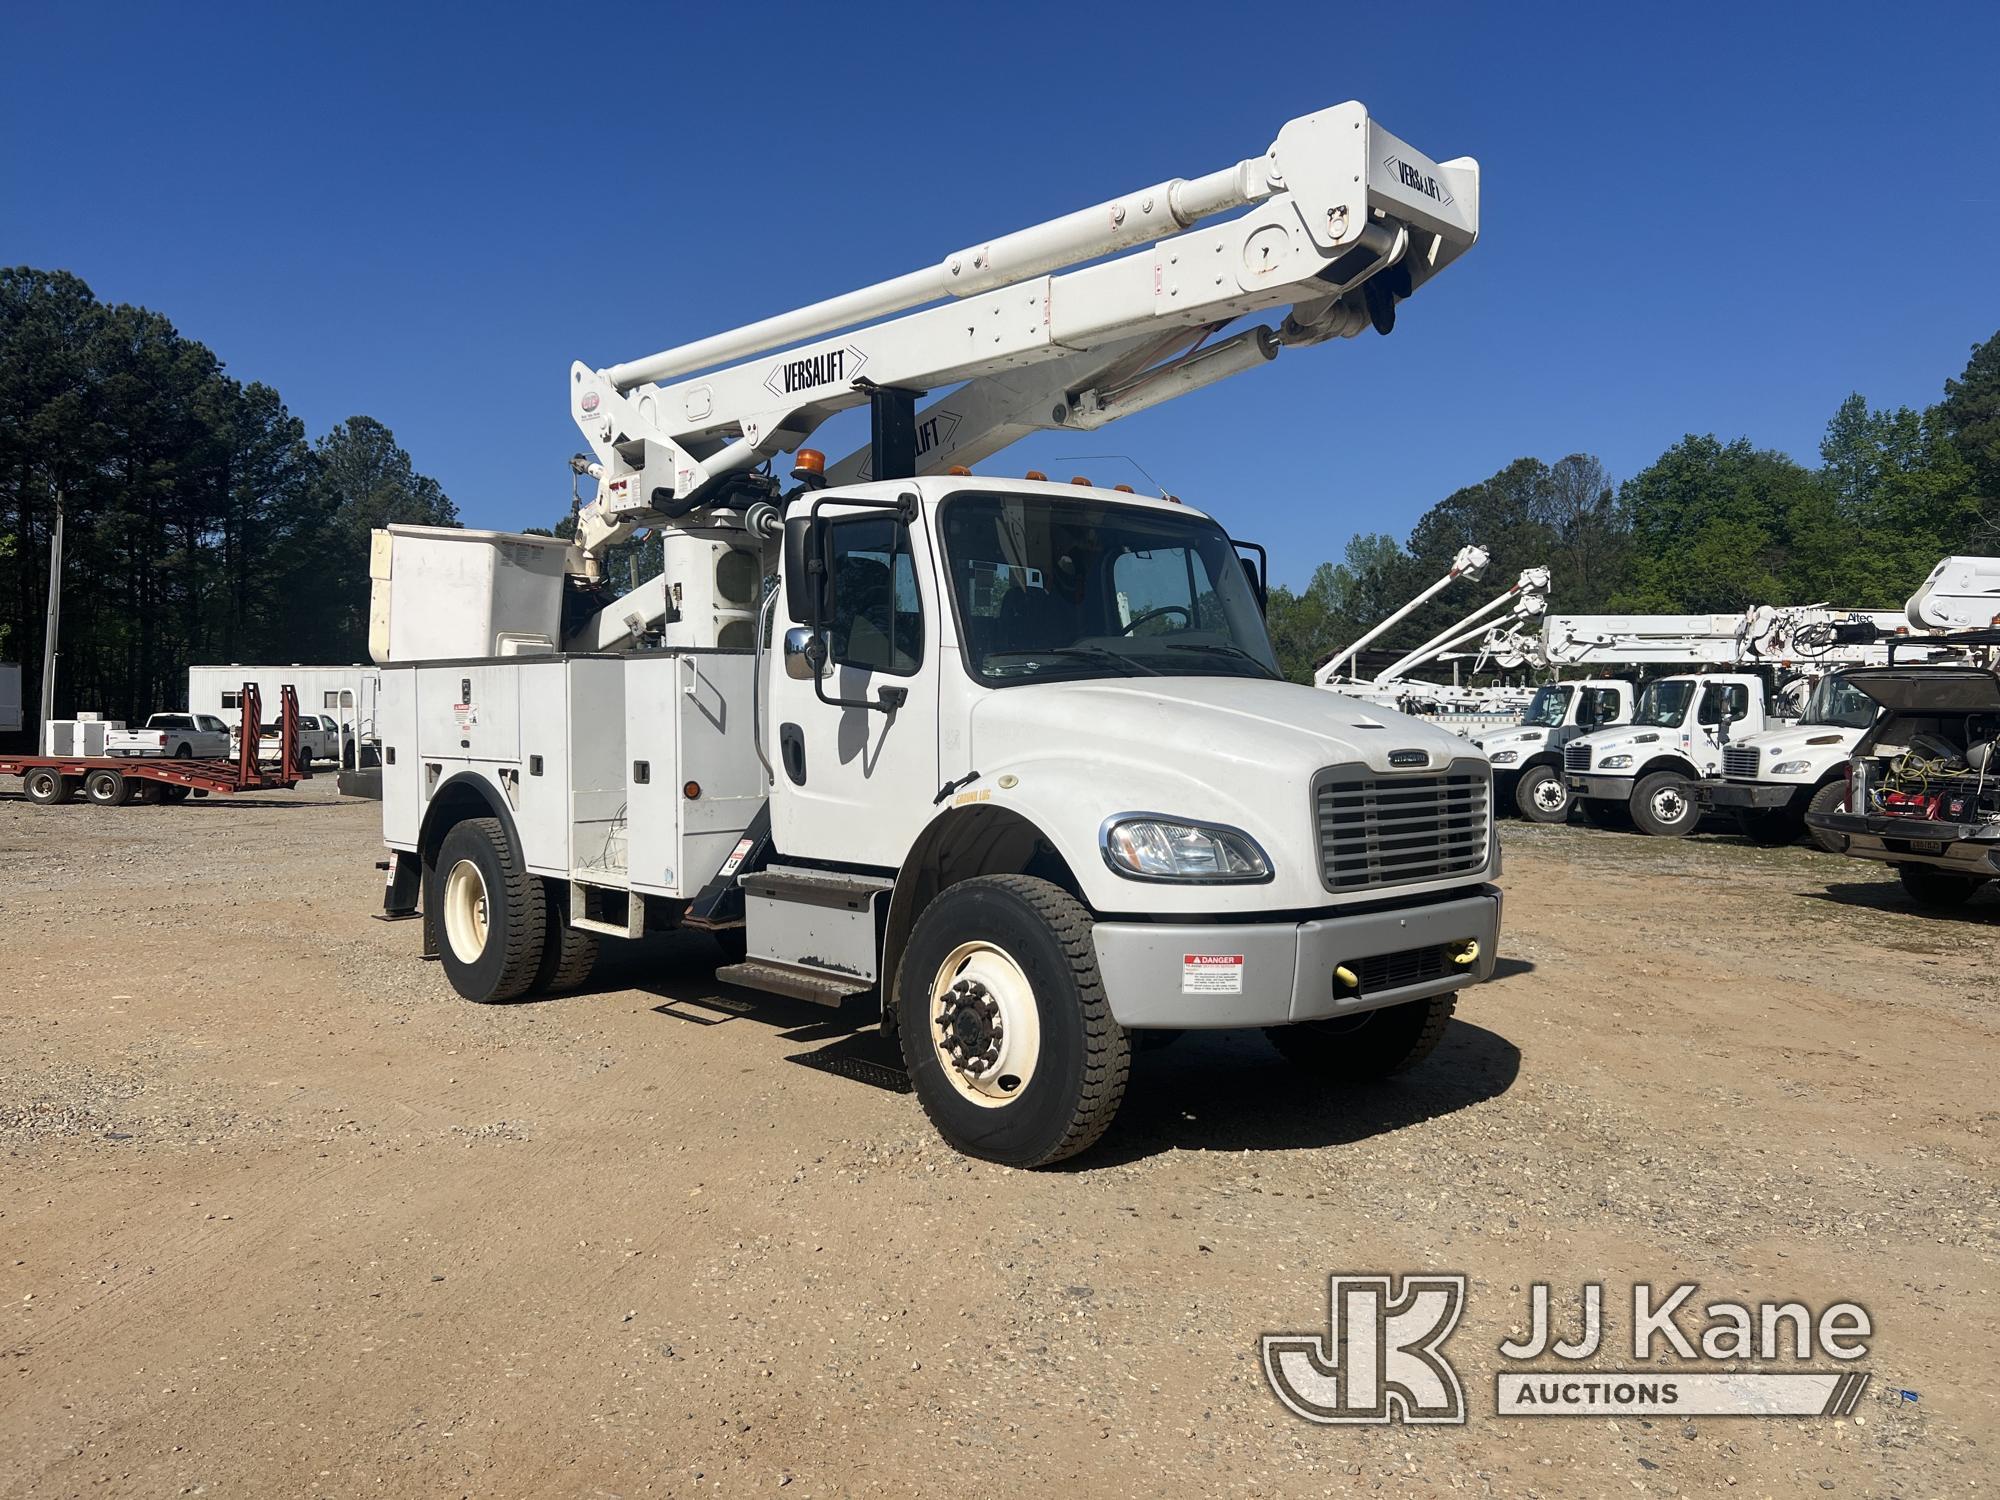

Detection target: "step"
[715, 959, 868, 1008]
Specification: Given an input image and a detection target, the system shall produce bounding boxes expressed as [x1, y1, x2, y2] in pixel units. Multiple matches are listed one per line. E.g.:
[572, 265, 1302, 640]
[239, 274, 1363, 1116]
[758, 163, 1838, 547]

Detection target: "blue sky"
[4, 2, 1996, 590]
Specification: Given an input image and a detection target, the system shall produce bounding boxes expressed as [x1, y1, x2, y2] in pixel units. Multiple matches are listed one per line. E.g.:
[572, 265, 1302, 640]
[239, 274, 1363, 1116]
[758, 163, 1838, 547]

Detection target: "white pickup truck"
[234, 714, 340, 765]
[1563, 672, 1772, 836]
[104, 713, 233, 759]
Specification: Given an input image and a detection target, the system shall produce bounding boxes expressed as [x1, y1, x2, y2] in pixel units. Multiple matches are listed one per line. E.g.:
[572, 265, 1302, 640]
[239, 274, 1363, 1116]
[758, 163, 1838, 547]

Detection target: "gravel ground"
[0, 787, 1994, 1497]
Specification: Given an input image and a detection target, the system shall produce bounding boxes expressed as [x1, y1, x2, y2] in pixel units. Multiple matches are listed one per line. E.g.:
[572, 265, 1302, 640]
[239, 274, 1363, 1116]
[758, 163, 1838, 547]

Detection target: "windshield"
[1520, 685, 1573, 728]
[1802, 673, 1876, 729]
[1633, 679, 1696, 728]
[939, 493, 1279, 686]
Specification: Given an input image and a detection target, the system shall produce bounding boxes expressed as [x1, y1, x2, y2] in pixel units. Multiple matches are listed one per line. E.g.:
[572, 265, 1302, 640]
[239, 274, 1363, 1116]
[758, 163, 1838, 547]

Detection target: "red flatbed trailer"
[0, 683, 310, 807]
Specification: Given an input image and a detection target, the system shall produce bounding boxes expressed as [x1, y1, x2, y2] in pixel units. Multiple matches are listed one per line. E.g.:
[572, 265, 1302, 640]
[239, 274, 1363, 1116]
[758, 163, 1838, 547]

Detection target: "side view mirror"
[783, 626, 828, 680]
[782, 517, 822, 626]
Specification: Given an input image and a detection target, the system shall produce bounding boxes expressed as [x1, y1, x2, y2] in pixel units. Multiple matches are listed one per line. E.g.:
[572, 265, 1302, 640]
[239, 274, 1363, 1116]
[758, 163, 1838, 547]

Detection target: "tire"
[1734, 806, 1801, 846]
[427, 816, 546, 1003]
[1514, 764, 1572, 823]
[1630, 770, 1699, 838]
[24, 768, 65, 805]
[160, 784, 192, 803]
[1897, 864, 1985, 910]
[1806, 781, 1849, 854]
[130, 778, 164, 805]
[173, 743, 193, 759]
[1265, 994, 1456, 1080]
[84, 768, 127, 806]
[531, 879, 599, 995]
[896, 874, 1130, 1168]
[342, 739, 357, 770]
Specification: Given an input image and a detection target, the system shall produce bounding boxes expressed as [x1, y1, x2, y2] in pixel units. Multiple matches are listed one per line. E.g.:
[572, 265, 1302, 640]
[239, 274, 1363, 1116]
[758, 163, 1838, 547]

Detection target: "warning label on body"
[1182, 954, 1245, 994]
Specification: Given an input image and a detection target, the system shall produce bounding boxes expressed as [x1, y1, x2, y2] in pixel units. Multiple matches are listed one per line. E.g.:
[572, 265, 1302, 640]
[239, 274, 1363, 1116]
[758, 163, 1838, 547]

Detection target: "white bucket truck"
[371, 104, 1503, 1165]
[1472, 679, 1634, 822]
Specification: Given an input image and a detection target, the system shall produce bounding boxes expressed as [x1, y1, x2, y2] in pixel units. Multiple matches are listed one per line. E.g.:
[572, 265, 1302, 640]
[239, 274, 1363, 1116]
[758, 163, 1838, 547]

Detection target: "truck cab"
[1562, 672, 1771, 836]
[1471, 678, 1631, 822]
[1695, 670, 1876, 849]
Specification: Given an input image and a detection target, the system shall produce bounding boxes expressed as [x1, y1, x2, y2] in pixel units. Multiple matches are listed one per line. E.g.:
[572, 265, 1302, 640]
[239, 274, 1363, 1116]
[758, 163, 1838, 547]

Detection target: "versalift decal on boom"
[1385, 155, 1452, 205]
[764, 344, 870, 396]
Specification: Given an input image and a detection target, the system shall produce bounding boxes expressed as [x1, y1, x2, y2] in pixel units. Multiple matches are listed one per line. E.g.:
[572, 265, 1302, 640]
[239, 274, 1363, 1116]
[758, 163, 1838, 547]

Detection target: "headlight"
[1488, 750, 1519, 765]
[1771, 759, 1811, 775]
[1101, 816, 1271, 883]
[1599, 754, 1634, 770]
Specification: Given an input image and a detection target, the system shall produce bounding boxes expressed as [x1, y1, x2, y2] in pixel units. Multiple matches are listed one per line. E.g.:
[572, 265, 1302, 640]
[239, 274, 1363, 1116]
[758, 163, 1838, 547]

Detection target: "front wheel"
[1630, 770, 1699, 838]
[24, 767, 68, 805]
[1264, 994, 1455, 1080]
[897, 875, 1130, 1168]
[1514, 765, 1572, 823]
[427, 816, 546, 1003]
[1806, 781, 1849, 854]
[1897, 864, 1985, 910]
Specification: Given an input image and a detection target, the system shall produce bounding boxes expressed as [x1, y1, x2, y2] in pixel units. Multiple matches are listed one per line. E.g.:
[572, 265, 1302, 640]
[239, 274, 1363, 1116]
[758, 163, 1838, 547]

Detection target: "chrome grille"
[1314, 759, 1491, 892]
[1722, 745, 1760, 779]
[1564, 742, 1592, 773]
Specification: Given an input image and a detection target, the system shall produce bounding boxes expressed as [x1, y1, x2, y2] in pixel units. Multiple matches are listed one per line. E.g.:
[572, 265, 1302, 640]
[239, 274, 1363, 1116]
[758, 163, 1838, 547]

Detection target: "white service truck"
[1471, 679, 1634, 822]
[103, 712, 234, 759]
[1695, 670, 1878, 849]
[371, 102, 1504, 1167]
[1563, 673, 1772, 836]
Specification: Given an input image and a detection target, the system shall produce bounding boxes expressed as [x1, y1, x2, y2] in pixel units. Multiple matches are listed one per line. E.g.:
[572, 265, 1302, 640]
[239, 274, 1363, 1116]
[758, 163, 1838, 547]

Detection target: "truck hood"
[1727, 722, 1863, 755]
[964, 676, 1492, 913]
[970, 677, 1482, 779]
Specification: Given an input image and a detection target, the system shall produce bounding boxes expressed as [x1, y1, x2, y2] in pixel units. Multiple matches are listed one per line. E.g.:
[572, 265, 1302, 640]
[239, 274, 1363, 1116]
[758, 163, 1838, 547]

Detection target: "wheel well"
[1521, 753, 1562, 772]
[1636, 756, 1701, 782]
[878, 805, 1082, 1031]
[417, 775, 524, 882]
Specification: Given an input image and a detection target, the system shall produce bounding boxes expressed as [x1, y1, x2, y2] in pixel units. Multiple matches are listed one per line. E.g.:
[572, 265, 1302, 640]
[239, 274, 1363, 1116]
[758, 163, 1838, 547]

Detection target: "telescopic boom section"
[1314, 544, 1490, 688]
[570, 102, 1479, 553]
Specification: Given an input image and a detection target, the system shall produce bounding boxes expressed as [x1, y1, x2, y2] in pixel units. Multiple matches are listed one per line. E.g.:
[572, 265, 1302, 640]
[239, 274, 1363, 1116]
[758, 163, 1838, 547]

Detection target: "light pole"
[39, 485, 63, 753]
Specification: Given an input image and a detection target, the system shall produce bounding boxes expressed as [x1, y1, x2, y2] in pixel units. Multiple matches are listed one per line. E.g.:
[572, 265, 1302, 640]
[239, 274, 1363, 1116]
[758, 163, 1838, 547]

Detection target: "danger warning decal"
[1182, 954, 1245, 994]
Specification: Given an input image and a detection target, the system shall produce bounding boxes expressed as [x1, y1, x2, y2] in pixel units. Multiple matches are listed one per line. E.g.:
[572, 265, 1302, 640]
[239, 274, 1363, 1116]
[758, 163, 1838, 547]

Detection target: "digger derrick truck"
[370, 103, 1500, 1167]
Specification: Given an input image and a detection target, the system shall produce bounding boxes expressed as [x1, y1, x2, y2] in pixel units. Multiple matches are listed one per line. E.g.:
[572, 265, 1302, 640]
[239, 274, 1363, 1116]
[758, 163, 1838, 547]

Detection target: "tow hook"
[1452, 939, 1480, 967]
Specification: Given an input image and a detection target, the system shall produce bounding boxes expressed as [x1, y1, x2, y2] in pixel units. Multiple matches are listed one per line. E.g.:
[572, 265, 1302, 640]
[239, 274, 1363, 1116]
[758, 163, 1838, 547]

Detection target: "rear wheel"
[1630, 770, 1699, 838]
[1806, 781, 1849, 854]
[897, 875, 1130, 1168]
[1514, 764, 1572, 823]
[531, 879, 599, 995]
[1265, 994, 1456, 1080]
[84, 768, 128, 806]
[24, 768, 66, 805]
[130, 778, 164, 805]
[427, 816, 546, 1003]
[173, 743, 193, 759]
[1897, 864, 1985, 910]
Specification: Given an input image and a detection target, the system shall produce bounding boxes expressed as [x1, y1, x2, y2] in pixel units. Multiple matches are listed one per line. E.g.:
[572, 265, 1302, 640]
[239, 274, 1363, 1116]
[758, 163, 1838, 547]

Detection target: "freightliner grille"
[1722, 745, 1760, 779]
[1564, 742, 1592, 773]
[1314, 759, 1491, 892]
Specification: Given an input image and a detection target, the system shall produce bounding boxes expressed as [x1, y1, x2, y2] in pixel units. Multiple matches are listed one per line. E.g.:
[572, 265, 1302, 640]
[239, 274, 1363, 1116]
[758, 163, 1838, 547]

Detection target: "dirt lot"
[1, 788, 1994, 1498]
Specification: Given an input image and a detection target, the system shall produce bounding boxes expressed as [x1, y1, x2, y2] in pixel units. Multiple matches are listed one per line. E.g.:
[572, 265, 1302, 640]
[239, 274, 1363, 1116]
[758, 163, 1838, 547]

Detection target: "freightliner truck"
[369, 104, 1503, 1166]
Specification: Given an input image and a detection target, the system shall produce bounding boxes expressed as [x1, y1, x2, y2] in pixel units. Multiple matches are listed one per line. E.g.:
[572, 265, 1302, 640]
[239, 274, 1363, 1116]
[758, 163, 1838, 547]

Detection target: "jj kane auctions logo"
[1265, 1276, 1873, 1424]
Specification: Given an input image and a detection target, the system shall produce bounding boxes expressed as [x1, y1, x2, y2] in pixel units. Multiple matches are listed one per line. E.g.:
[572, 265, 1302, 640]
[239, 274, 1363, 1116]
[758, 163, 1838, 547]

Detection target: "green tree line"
[1268, 330, 2000, 682]
[0, 268, 457, 727]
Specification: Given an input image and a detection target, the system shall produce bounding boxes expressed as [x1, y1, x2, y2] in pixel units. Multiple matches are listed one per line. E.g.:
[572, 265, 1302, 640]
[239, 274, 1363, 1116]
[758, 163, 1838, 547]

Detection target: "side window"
[221, 691, 241, 709]
[323, 691, 340, 709]
[1699, 684, 1750, 724]
[1582, 688, 1621, 726]
[1112, 547, 1216, 635]
[826, 518, 923, 675]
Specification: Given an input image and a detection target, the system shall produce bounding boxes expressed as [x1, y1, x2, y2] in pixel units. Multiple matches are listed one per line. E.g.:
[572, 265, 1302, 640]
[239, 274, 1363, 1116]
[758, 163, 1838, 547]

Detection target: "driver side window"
[1581, 688, 1621, 727]
[1699, 683, 1749, 724]
[825, 518, 924, 676]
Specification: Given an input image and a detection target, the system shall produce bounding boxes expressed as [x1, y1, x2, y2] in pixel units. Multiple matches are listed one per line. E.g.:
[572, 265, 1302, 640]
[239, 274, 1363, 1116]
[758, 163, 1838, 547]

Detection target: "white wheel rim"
[1653, 787, 1687, 822]
[442, 859, 490, 964]
[1532, 777, 1566, 812]
[929, 940, 1042, 1108]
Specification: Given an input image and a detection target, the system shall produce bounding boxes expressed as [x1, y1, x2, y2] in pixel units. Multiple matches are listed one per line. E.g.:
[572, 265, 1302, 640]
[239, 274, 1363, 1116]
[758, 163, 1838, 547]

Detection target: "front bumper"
[1566, 773, 1634, 801]
[1091, 886, 1501, 1029]
[1697, 779, 1801, 810]
[1807, 811, 2000, 876]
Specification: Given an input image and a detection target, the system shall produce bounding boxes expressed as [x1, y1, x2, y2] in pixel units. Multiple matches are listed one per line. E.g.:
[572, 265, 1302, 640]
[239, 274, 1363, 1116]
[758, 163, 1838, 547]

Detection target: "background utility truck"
[1472, 679, 1633, 822]
[1808, 632, 2000, 909]
[369, 102, 1502, 1167]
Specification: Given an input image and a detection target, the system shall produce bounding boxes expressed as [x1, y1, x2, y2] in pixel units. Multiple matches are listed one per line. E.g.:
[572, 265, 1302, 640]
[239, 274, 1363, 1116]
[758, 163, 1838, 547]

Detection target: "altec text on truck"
[371, 103, 1500, 1167]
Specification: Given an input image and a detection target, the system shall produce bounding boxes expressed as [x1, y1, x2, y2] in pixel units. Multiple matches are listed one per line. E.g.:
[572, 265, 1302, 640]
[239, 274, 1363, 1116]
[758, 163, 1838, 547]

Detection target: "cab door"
[767, 503, 941, 871]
